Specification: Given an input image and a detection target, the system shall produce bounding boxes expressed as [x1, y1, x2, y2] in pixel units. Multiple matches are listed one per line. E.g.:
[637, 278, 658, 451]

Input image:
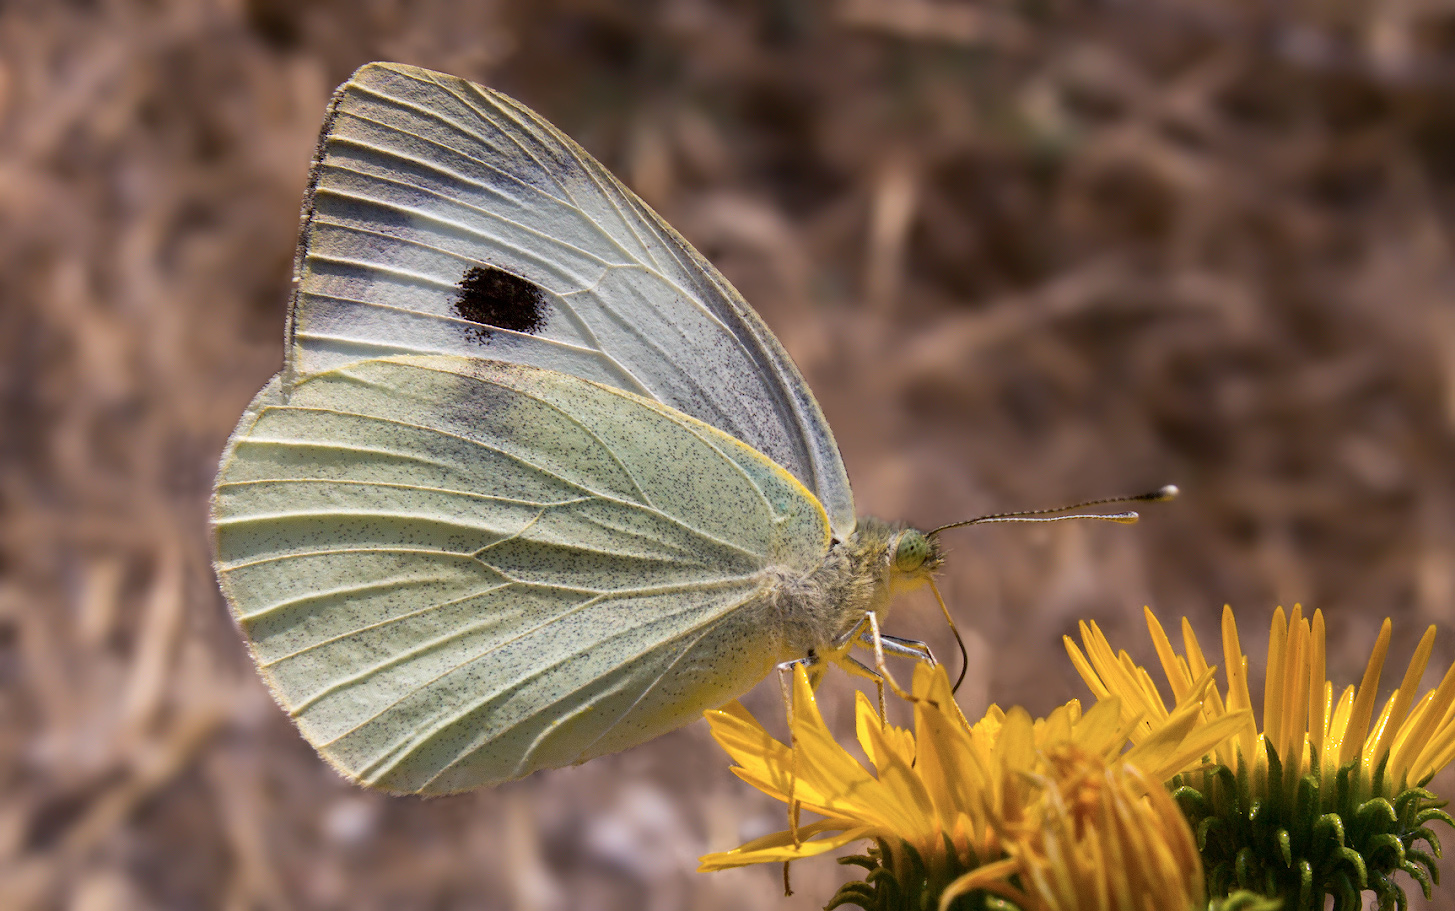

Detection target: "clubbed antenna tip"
[927, 484, 1180, 538]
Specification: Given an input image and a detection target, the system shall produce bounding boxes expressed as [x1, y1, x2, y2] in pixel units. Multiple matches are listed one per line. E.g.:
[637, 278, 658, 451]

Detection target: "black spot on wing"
[452, 265, 548, 343]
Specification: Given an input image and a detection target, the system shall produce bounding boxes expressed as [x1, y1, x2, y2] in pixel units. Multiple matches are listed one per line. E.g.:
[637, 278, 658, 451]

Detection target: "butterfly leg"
[772, 660, 807, 848]
[854, 625, 940, 717]
[864, 612, 917, 703]
[829, 614, 873, 650]
[832, 616, 936, 716]
[773, 658, 808, 894]
[834, 653, 890, 719]
[861, 633, 937, 664]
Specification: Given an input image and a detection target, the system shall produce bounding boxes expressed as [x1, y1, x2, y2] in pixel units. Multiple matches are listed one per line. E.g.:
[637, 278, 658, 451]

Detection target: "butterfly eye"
[893, 530, 930, 573]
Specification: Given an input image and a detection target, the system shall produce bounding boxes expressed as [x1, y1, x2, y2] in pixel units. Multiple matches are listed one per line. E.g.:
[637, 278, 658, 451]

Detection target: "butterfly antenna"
[926, 484, 1179, 538]
[923, 485, 1177, 695]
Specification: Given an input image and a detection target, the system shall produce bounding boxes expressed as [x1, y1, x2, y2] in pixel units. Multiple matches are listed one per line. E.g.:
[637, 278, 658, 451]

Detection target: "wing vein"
[361, 582, 764, 784]
[311, 575, 759, 745]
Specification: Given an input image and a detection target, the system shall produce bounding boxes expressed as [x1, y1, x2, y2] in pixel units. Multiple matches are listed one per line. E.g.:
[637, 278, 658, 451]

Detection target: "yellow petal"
[1326, 684, 1355, 764]
[1309, 611, 1327, 758]
[705, 706, 797, 799]
[1388, 689, 1442, 786]
[1316, 680, 1335, 780]
[1147, 607, 1193, 705]
[1366, 625, 1436, 773]
[1065, 635, 1114, 701]
[1041, 702, 1075, 746]
[854, 690, 896, 771]
[785, 667, 898, 827]
[856, 706, 939, 840]
[1278, 610, 1310, 788]
[913, 665, 989, 824]
[1129, 709, 1254, 784]
[1264, 606, 1289, 753]
[1362, 693, 1400, 784]
[727, 765, 835, 816]
[1411, 713, 1455, 785]
[1075, 697, 1134, 758]
[997, 706, 1037, 775]
[1341, 618, 1392, 767]
[1409, 691, 1455, 784]
[1221, 606, 1258, 763]
[1081, 621, 1162, 734]
[1182, 616, 1211, 684]
[697, 820, 873, 870]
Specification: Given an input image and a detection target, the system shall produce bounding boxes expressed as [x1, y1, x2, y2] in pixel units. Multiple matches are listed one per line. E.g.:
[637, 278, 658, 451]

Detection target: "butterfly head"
[888, 527, 942, 592]
[892, 528, 939, 575]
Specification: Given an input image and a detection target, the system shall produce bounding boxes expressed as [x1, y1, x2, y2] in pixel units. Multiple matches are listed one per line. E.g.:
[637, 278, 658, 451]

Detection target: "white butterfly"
[211, 62, 953, 795]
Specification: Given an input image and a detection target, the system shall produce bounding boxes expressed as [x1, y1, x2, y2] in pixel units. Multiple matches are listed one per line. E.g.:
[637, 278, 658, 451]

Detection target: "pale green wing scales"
[212, 355, 829, 794]
[287, 62, 855, 540]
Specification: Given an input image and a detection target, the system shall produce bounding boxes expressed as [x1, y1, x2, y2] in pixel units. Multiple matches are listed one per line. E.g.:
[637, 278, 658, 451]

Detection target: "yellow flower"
[1066, 606, 1455, 910]
[940, 751, 1203, 911]
[1067, 605, 1455, 798]
[700, 661, 1246, 909]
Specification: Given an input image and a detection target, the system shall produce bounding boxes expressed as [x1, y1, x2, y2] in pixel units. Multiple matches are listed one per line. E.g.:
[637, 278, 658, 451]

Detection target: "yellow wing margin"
[210, 355, 829, 793]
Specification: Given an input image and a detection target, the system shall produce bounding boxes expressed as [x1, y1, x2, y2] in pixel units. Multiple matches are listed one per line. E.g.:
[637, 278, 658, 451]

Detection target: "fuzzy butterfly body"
[211, 62, 940, 794]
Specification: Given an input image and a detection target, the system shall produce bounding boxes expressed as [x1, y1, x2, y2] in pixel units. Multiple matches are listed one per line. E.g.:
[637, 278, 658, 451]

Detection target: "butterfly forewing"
[212, 356, 830, 793]
[288, 62, 856, 539]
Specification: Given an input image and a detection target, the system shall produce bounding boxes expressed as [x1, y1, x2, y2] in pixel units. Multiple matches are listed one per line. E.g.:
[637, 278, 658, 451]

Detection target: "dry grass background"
[4, 0, 1455, 908]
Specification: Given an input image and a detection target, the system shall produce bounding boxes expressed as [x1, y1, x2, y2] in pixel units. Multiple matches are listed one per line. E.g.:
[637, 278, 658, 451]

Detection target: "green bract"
[1174, 750, 1451, 911]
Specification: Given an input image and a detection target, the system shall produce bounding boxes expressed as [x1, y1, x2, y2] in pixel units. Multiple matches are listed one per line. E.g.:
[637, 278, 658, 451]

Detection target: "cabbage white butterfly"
[211, 62, 1162, 794]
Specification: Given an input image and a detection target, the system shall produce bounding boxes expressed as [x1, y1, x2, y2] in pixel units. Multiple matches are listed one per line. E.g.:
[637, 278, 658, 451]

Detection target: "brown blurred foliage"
[4, 0, 1455, 908]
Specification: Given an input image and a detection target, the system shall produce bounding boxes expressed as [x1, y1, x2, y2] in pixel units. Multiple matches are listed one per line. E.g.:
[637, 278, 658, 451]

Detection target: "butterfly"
[211, 62, 1167, 795]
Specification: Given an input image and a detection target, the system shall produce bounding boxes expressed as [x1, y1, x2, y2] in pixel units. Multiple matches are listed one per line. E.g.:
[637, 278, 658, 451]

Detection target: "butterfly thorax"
[758, 517, 943, 660]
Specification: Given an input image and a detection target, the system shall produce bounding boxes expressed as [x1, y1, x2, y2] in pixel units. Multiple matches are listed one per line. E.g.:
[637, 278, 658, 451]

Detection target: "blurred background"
[4, 0, 1455, 908]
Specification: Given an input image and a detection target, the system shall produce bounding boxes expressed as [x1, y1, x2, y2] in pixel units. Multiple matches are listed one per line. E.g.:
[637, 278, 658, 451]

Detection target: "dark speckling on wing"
[211, 356, 832, 793]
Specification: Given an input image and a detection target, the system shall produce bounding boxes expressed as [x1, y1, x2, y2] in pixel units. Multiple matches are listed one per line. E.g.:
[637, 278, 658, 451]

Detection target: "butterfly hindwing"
[288, 62, 856, 539]
[211, 356, 830, 793]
